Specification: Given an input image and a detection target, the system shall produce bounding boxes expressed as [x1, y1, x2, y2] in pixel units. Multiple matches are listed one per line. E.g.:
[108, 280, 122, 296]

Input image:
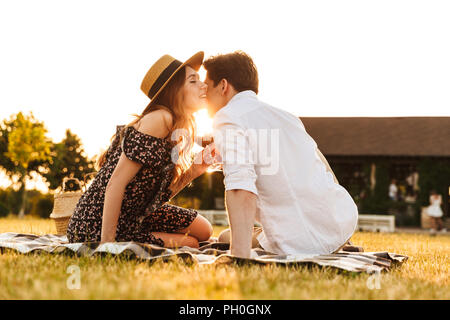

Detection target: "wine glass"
[199, 135, 223, 172]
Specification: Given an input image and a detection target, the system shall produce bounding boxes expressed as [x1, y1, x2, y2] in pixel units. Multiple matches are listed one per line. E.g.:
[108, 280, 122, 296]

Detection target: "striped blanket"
[0, 232, 408, 274]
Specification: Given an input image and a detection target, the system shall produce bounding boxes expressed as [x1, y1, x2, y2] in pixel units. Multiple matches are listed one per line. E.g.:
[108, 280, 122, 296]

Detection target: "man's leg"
[218, 227, 263, 248]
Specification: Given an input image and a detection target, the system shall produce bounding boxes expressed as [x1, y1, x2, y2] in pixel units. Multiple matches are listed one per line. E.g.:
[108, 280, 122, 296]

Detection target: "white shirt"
[427, 195, 443, 217]
[389, 184, 398, 199]
[212, 90, 358, 255]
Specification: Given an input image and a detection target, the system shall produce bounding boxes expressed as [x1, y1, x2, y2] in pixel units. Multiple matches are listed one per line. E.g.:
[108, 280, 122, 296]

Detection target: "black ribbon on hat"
[148, 59, 183, 99]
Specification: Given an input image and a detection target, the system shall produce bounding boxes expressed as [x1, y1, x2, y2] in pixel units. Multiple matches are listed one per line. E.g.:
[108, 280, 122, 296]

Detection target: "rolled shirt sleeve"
[213, 113, 258, 196]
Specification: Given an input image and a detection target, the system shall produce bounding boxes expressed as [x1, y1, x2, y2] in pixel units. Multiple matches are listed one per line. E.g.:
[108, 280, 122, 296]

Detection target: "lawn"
[0, 216, 448, 300]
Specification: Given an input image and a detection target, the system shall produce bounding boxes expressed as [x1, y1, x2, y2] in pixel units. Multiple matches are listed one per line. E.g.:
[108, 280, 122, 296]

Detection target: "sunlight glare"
[194, 108, 213, 137]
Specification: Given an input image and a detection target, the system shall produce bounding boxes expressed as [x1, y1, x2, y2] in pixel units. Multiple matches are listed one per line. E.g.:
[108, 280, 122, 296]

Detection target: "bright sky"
[1, 0, 449, 191]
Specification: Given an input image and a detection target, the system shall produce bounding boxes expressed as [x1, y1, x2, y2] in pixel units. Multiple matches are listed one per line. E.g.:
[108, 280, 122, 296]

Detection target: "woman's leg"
[436, 217, 444, 231]
[140, 203, 212, 245]
[431, 217, 439, 230]
[175, 214, 213, 242]
[150, 232, 199, 249]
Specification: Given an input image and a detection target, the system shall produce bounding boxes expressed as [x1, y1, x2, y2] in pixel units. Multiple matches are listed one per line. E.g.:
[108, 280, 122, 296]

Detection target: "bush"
[0, 188, 55, 217]
[0, 187, 22, 215]
[360, 161, 391, 214]
[0, 202, 9, 217]
[36, 195, 54, 218]
[388, 201, 418, 226]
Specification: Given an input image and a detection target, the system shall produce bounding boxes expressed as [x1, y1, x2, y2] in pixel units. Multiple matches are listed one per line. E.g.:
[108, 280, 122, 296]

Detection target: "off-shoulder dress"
[66, 125, 198, 246]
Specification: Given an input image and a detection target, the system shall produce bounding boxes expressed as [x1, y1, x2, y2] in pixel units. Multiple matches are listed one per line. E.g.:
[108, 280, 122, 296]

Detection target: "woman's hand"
[192, 142, 221, 176]
[169, 143, 222, 199]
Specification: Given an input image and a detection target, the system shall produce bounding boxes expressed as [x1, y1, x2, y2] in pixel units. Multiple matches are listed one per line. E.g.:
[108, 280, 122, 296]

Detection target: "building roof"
[300, 117, 450, 157]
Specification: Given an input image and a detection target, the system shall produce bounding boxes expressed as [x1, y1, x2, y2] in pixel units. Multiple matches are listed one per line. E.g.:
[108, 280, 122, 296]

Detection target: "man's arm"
[213, 113, 259, 259]
[316, 148, 339, 184]
[225, 189, 257, 258]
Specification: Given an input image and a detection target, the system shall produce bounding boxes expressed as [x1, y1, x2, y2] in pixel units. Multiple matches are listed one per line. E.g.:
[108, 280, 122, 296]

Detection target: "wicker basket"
[50, 177, 83, 235]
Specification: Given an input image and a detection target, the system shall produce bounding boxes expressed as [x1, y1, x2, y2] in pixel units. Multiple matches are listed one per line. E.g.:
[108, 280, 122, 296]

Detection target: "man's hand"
[225, 189, 257, 258]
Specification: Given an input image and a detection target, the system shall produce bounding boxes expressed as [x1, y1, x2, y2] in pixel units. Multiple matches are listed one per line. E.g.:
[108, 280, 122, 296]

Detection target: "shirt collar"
[228, 90, 257, 105]
[213, 90, 257, 121]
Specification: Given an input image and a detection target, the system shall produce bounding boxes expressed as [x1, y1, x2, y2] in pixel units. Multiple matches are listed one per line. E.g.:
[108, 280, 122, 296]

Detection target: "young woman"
[427, 190, 446, 233]
[67, 51, 215, 248]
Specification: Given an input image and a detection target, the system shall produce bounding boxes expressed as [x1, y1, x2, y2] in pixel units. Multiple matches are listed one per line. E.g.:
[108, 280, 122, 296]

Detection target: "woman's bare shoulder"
[136, 109, 174, 139]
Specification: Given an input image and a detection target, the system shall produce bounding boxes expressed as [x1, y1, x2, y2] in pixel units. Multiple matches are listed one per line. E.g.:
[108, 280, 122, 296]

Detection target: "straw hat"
[141, 51, 204, 101]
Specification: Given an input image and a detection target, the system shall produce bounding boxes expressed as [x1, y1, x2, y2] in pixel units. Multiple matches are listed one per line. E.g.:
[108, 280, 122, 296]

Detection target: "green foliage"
[210, 172, 225, 197]
[360, 161, 391, 214]
[36, 194, 54, 218]
[416, 158, 450, 208]
[0, 112, 53, 216]
[0, 112, 95, 218]
[174, 172, 225, 209]
[0, 202, 8, 217]
[0, 187, 22, 214]
[4, 112, 52, 171]
[417, 159, 450, 206]
[43, 129, 96, 191]
[0, 112, 50, 177]
[0, 188, 53, 217]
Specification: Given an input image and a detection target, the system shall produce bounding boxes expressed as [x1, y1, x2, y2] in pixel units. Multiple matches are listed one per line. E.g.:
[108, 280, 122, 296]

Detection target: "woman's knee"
[196, 215, 213, 241]
[179, 214, 213, 242]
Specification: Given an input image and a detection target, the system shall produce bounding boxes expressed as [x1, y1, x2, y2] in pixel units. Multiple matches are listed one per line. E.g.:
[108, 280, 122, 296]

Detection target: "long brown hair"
[96, 66, 196, 183]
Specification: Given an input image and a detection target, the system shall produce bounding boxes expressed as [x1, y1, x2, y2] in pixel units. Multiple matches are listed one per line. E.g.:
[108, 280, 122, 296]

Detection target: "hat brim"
[150, 51, 204, 103]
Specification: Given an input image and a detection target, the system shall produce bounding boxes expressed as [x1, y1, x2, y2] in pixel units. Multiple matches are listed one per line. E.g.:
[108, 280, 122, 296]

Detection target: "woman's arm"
[168, 143, 218, 198]
[168, 164, 201, 199]
[101, 153, 142, 242]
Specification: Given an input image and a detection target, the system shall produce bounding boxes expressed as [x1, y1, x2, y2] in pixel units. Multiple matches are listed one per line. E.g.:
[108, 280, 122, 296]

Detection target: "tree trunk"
[18, 178, 26, 219]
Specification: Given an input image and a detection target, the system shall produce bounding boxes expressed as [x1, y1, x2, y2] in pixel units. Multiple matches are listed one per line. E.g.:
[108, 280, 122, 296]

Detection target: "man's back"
[213, 90, 358, 255]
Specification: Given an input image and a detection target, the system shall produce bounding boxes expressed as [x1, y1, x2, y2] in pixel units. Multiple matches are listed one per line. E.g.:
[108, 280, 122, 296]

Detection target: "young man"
[203, 51, 358, 258]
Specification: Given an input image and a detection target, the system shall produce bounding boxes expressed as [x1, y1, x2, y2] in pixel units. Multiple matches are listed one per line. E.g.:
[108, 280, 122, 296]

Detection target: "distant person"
[427, 190, 446, 233]
[389, 179, 398, 201]
[203, 51, 358, 258]
[67, 52, 214, 248]
[405, 172, 415, 197]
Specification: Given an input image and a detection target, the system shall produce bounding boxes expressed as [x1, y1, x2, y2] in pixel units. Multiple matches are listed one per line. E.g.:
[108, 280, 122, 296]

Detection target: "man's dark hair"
[203, 51, 259, 94]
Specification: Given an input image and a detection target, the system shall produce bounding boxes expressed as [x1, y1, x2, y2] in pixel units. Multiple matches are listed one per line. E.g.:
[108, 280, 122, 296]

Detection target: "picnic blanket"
[0, 232, 408, 274]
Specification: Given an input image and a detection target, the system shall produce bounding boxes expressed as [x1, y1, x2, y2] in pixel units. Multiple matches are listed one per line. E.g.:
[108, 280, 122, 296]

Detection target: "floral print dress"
[66, 125, 198, 246]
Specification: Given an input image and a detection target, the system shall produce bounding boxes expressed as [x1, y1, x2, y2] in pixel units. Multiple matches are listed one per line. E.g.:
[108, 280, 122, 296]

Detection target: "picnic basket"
[50, 174, 95, 235]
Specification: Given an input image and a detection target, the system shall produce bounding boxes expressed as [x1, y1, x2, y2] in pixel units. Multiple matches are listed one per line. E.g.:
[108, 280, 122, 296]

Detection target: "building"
[301, 117, 450, 225]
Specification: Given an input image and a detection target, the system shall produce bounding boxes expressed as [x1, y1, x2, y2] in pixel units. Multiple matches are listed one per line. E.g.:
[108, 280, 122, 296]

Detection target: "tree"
[0, 114, 47, 177]
[417, 159, 450, 214]
[360, 160, 391, 214]
[2, 112, 52, 218]
[43, 129, 96, 191]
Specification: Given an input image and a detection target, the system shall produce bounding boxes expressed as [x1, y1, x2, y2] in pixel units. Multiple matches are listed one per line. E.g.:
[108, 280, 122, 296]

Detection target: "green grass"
[0, 216, 448, 299]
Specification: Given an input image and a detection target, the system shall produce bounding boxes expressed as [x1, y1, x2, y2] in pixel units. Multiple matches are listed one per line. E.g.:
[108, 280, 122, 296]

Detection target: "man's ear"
[220, 79, 229, 96]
